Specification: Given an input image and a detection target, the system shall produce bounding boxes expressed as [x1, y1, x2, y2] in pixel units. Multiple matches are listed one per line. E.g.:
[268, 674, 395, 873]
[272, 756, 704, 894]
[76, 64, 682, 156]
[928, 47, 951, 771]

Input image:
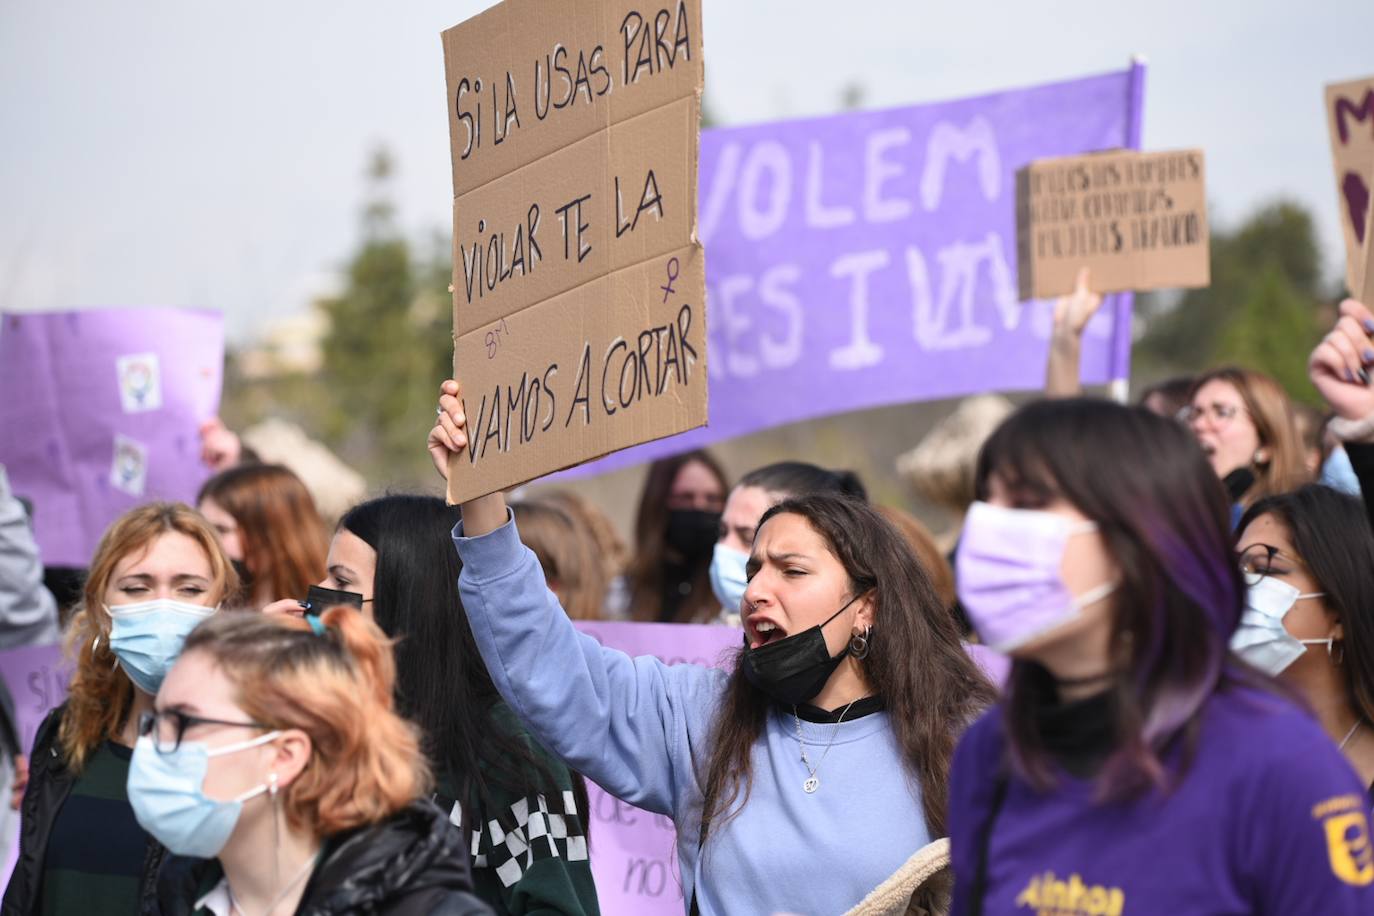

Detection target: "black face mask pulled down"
[665, 509, 722, 561]
[741, 596, 858, 707]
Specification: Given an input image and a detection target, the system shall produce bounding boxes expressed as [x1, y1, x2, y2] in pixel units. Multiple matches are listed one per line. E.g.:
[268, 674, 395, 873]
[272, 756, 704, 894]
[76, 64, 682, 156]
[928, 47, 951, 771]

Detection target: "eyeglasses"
[137, 709, 269, 754]
[1237, 543, 1292, 585]
[1177, 402, 1247, 427]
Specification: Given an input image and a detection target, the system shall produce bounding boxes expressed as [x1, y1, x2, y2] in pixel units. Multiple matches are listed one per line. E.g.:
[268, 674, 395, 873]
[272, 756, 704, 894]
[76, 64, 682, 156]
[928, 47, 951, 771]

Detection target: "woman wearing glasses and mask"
[1232, 485, 1374, 794]
[947, 398, 1371, 914]
[2, 504, 237, 916]
[136, 607, 490, 915]
[1180, 367, 1308, 523]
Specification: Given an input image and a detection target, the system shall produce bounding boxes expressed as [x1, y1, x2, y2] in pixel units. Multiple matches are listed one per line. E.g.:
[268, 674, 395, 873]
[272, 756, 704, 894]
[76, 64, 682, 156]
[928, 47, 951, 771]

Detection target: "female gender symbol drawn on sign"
[660, 257, 679, 303]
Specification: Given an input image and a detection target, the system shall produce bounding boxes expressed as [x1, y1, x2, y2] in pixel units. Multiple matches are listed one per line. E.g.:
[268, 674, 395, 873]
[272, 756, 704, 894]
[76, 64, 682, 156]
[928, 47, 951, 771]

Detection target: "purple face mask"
[956, 501, 1117, 653]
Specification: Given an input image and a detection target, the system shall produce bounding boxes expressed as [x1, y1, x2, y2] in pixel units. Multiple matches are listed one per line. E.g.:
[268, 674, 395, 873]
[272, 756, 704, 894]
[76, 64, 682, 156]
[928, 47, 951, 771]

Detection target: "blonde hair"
[539, 488, 629, 581]
[182, 607, 429, 837]
[511, 499, 607, 620]
[61, 502, 238, 773]
[896, 395, 1014, 513]
[1190, 367, 1310, 506]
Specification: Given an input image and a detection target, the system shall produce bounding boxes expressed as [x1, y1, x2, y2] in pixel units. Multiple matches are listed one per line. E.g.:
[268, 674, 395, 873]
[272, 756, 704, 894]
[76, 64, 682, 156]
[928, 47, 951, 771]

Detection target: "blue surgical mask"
[709, 543, 749, 613]
[1231, 576, 1328, 676]
[105, 599, 216, 695]
[127, 730, 281, 858]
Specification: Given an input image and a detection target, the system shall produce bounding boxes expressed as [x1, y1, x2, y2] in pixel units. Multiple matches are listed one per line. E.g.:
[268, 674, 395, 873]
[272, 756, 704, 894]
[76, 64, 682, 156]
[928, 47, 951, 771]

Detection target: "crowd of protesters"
[3, 296, 1374, 915]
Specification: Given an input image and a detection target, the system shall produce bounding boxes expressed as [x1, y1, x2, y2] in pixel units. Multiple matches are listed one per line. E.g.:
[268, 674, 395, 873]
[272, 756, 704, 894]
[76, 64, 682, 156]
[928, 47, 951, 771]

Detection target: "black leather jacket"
[150, 799, 493, 915]
[0, 705, 166, 915]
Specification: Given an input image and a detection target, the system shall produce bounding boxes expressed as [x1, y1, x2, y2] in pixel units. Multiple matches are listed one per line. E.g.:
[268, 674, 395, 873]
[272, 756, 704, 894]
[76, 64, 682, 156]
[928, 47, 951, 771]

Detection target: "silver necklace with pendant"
[793, 698, 859, 794]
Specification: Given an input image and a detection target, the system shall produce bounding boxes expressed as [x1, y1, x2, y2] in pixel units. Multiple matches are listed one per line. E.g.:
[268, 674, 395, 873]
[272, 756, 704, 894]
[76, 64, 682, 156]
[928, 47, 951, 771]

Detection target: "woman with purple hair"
[947, 398, 1373, 914]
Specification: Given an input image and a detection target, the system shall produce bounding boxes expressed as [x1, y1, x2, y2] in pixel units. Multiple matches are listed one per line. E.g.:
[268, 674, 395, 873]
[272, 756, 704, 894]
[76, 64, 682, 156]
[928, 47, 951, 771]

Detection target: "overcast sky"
[2, 0, 1371, 343]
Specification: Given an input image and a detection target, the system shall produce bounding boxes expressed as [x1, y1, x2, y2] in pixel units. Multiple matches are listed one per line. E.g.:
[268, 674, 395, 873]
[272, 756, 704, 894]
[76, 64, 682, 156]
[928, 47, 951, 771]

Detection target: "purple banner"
[0, 308, 224, 566]
[559, 66, 1145, 479]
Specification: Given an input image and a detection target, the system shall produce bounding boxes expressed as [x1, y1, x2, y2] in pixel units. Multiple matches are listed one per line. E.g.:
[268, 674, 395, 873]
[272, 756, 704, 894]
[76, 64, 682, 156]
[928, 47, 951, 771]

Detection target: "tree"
[1135, 200, 1327, 401]
[314, 147, 454, 485]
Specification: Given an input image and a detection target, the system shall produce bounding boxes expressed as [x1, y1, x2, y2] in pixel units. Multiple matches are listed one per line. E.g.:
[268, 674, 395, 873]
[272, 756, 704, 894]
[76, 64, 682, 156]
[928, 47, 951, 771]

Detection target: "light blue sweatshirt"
[454, 516, 932, 916]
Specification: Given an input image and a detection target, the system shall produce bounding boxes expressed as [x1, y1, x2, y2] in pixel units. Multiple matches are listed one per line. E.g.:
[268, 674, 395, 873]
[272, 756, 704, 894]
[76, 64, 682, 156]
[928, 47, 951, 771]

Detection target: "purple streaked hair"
[974, 398, 1247, 797]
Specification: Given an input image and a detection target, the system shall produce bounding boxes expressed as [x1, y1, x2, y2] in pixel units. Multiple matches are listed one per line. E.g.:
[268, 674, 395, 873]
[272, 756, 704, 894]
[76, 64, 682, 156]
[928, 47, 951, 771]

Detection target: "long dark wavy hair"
[1238, 485, 1374, 729]
[698, 494, 995, 841]
[976, 399, 1249, 796]
[626, 449, 729, 623]
[339, 495, 584, 820]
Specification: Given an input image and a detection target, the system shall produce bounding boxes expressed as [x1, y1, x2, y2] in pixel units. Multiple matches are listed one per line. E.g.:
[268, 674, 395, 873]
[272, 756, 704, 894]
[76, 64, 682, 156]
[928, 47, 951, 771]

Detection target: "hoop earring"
[848, 626, 871, 660]
[1335, 641, 1346, 666]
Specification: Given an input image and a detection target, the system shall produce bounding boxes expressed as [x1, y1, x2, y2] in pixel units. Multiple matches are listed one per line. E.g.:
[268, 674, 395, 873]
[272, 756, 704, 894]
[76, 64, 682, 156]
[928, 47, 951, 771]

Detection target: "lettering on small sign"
[1015, 148, 1209, 300]
[1325, 76, 1374, 295]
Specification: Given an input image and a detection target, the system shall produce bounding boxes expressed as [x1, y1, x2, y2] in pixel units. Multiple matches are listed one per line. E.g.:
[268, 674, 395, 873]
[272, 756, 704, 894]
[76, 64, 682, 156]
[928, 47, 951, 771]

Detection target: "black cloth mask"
[1224, 466, 1256, 504]
[303, 584, 370, 614]
[665, 509, 721, 561]
[742, 595, 860, 706]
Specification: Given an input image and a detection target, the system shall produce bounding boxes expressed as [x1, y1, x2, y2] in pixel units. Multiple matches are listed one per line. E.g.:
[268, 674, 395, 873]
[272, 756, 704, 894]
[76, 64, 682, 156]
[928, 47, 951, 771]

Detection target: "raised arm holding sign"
[427, 373, 996, 916]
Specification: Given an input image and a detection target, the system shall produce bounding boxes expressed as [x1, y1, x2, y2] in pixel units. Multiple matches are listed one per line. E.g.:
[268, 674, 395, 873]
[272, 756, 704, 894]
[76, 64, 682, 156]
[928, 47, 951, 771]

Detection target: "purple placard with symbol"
[558, 65, 1145, 479]
[0, 308, 224, 567]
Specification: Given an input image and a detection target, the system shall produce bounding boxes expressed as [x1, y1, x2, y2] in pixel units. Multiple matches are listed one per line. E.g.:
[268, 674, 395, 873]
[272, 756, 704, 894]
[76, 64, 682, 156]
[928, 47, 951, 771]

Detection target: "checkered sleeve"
[437, 788, 600, 915]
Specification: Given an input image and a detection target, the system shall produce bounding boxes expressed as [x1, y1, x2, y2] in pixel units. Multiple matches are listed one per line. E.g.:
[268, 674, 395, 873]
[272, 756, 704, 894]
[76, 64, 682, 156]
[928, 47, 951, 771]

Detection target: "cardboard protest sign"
[551, 65, 1147, 480]
[0, 309, 223, 566]
[1325, 76, 1374, 295]
[1015, 148, 1209, 300]
[441, 0, 706, 503]
[1362, 205, 1374, 307]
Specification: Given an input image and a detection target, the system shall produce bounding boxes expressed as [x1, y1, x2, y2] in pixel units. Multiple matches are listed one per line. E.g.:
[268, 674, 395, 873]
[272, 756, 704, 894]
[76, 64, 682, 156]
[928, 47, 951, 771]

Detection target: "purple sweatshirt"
[949, 685, 1374, 915]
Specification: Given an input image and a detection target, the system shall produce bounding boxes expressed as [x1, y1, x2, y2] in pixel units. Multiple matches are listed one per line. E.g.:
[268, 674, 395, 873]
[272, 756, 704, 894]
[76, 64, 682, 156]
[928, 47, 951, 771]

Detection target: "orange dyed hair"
[511, 499, 607, 620]
[180, 607, 429, 837]
[61, 502, 238, 773]
[197, 464, 328, 602]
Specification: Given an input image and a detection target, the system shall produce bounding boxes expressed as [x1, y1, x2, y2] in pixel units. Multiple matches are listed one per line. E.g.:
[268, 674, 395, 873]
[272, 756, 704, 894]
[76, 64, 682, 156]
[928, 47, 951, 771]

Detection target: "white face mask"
[1231, 575, 1329, 676]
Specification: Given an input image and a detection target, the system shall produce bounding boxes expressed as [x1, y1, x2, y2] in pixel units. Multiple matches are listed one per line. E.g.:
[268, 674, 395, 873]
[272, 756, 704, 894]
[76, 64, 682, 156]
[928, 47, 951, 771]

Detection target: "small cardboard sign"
[1362, 203, 1374, 307]
[441, 0, 706, 502]
[1326, 76, 1374, 296]
[1015, 148, 1209, 300]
